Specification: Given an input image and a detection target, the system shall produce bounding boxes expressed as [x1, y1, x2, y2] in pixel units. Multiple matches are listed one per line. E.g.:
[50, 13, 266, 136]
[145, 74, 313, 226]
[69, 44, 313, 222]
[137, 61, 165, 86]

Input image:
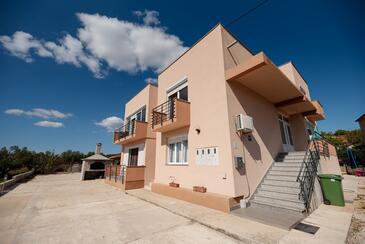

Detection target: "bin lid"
[318, 174, 342, 180]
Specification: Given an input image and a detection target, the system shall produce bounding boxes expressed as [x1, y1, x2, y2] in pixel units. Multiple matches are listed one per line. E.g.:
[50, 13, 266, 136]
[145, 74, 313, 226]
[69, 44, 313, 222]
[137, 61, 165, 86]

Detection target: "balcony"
[226, 52, 326, 121]
[303, 100, 325, 122]
[275, 97, 325, 120]
[152, 98, 190, 132]
[226, 52, 305, 104]
[113, 120, 148, 145]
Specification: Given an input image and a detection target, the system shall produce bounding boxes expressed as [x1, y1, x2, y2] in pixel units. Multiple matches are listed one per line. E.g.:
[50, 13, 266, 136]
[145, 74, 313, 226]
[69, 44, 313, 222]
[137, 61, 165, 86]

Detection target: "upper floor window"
[167, 78, 188, 101]
[126, 106, 146, 123]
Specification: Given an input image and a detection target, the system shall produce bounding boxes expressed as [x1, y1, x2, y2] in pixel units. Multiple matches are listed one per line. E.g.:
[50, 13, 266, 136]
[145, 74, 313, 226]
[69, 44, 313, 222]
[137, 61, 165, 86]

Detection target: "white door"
[278, 115, 294, 152]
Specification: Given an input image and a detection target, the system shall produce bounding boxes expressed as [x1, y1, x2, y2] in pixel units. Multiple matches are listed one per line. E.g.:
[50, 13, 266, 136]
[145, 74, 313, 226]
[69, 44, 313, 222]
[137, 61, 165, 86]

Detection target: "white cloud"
[145, 77, 157, 84]
[95, 116, 123, 132]
[77, 12, 187, 73]
[34, 121, 64, 128]
[0, 31, 52, 62]
[133, 10, 160, 26]
[45, 35, 102, 78]
[4, 108, 72, 119]
[4, 109, 25, 116]
[0, 11, 188, 78]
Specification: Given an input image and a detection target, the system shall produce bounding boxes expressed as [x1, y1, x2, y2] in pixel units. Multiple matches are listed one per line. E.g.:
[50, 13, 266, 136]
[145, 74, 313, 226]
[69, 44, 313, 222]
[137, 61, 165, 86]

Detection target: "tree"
[0, 147, 11, 178]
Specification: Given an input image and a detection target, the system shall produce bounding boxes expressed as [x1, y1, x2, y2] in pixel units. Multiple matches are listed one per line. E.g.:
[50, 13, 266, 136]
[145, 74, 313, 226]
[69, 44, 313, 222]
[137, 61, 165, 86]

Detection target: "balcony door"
[278, 115, 294, 152]
[167, 78, 188, 101]
[126, 106, 146, 135]
[128, 148, 139, 166]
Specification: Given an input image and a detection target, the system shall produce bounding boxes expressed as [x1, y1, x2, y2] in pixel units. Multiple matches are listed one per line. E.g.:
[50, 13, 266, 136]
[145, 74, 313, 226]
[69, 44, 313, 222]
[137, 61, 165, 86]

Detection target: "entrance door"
[128, 148, 139, 166]
[278, 115, 294, 152]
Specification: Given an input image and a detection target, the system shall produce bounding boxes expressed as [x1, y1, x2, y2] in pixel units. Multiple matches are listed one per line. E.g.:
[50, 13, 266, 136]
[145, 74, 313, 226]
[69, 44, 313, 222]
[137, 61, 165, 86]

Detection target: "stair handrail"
[296, 131, 322, 212]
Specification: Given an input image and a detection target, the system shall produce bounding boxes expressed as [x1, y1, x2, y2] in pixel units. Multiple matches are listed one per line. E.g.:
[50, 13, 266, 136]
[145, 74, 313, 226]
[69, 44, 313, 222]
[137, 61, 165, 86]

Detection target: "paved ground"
[0, 174, 239, 244]
[0, 173, 361, 244]
[346, 176, 365, 243]
[127, 176, 362, 244]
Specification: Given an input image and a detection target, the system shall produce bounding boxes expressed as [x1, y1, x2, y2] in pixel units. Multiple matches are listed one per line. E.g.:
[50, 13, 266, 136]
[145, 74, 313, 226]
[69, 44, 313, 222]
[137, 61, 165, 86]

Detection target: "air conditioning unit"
[235, 114, 253, 133]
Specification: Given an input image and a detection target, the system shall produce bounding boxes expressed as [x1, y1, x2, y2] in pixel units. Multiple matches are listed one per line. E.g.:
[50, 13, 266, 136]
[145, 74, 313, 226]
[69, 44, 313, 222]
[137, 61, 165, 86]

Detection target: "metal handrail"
[296, 131, 324, 212]
[113, 120, 137, 142]
[151, 98, 176, 128]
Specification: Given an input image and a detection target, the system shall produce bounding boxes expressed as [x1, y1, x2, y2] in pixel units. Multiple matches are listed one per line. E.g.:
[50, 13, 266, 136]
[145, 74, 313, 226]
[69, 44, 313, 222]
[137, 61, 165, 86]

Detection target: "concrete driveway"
[0, 173, 238, 244]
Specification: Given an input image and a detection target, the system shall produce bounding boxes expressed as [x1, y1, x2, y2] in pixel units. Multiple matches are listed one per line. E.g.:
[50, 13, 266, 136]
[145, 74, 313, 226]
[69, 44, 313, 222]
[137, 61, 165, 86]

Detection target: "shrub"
[7, 167, 29, 178]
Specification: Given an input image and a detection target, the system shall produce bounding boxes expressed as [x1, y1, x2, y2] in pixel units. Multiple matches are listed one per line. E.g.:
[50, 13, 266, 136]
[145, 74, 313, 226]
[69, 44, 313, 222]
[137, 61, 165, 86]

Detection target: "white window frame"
[122, 143, 145, 166]
[166, 77, 188, 100]
[167, 135, 188, 165]
[126, 105, 147, 123]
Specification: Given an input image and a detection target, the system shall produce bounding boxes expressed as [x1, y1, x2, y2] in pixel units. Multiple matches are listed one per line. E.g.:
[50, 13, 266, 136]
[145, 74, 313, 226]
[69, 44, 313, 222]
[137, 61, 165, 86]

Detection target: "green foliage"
[0, 147, 93, 178]
[322, 129, 365, 164]
[7, 167, 29, 177]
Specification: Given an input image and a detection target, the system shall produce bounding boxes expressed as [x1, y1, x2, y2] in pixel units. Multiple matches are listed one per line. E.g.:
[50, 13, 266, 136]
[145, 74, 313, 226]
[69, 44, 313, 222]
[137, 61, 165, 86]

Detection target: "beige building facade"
[112, 84, 158, 189]
[113, 24, 340, 213]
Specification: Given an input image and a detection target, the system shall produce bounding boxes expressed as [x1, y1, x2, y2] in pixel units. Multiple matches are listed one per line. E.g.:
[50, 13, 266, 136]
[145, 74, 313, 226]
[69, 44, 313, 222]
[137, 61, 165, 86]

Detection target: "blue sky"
[0, 0, 364, 154]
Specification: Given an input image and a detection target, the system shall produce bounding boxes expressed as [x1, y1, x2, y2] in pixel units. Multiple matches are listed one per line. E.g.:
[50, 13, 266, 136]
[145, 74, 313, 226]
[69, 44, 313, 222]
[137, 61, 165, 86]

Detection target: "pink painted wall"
[154, 25, 236, 196]
[289, 114, 310, 151]
[279, 62, 311, 100]
[120, 84, 157, 187]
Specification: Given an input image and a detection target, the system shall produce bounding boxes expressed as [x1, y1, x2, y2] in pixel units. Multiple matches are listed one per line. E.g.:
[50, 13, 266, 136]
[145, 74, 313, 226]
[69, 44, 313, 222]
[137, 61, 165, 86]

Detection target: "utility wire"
[227, 0, 270, 27]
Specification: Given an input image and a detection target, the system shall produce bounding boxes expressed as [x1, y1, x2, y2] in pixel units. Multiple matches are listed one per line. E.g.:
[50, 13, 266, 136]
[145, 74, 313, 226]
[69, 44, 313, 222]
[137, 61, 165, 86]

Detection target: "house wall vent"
[235, 114, 253, 133]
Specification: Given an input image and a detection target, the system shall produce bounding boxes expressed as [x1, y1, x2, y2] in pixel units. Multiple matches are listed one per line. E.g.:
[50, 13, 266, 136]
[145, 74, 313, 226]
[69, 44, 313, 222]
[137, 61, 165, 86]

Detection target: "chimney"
[95, 143, 102, 154]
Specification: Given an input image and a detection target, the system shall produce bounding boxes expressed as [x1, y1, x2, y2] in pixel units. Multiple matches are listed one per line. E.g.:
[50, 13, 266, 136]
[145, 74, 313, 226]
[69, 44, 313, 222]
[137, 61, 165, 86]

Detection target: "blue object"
[347, 147, 358, 168]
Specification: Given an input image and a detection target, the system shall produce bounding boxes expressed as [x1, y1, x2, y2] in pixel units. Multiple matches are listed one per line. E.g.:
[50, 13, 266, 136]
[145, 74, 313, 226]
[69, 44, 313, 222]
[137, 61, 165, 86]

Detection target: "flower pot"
[193, 186, 207, 193]
[169, 182, 180, 188]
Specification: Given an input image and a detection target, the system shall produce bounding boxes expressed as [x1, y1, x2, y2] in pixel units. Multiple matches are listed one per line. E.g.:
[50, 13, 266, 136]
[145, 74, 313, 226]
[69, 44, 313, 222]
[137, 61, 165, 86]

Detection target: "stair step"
[256, 189, 300, 201]
[260, 184, 301, 194]
[269, 171, 300, 176]
[266, 175, 297, 181]
[263, 179, 300, 188]
[283, 158, 305, 162]
[253, 195, 305, 211]
[250, 200, 305, 213]
[274, 162, 302, 167]
[271, 166, 301, 172]
[287, 151, 306, 155]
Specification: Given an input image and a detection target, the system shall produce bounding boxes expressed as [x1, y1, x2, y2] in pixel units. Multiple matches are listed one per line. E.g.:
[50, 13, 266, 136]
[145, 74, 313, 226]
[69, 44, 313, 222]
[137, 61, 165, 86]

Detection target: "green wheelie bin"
[318, 174, 345, 206]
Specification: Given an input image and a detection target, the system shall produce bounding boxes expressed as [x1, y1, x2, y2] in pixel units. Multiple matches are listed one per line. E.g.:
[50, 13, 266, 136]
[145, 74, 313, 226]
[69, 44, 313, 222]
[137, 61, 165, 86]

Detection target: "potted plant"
[193, 186, 207, 193]
[169, 176, 179, 188]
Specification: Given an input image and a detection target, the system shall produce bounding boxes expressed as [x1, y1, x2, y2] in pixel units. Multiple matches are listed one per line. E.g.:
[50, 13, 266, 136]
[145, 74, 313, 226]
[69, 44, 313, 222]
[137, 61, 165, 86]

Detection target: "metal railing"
[296, 131, 329, 212]
[151, 98, 176, 129]
[113, 120, 136, 142]
[105, 164, 125, 184]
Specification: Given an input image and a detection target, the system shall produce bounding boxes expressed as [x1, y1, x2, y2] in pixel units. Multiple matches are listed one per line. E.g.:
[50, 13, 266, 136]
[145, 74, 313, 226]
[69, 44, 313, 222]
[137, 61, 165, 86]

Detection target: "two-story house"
[112, 24, 341, 215]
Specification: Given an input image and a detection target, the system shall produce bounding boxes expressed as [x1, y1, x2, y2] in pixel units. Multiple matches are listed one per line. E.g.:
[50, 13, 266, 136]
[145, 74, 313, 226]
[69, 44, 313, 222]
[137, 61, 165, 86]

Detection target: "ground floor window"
[167, 135, 188, 165]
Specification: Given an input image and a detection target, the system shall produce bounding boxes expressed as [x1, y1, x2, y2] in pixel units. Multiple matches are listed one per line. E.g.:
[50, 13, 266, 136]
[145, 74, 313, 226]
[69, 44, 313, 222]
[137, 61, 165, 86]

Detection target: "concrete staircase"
[250, 151, 307, 213]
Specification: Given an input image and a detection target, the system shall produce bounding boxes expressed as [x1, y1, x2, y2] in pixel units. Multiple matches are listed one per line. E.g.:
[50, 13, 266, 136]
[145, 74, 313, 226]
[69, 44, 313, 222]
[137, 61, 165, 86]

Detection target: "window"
[168, 136, 188, 165]
[169, 144, 175, 162]
[167, 78, 188, 101]
[126, 106, 147, 123]
[182, 140, 188, 162]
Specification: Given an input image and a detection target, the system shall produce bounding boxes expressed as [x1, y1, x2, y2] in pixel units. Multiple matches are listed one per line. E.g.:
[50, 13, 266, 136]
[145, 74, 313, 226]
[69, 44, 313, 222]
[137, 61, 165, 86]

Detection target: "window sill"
[165, 163, 189, 166]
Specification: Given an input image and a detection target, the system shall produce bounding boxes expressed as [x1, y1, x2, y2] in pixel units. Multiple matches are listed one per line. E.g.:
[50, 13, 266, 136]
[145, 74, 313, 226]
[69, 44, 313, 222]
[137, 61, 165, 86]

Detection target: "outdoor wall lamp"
[195, 126, 201, 134]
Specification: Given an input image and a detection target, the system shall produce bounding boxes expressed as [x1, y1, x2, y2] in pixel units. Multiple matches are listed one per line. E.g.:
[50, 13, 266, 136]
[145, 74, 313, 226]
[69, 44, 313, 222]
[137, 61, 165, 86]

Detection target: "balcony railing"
[151, 98, 190, 132]
[113, 120, 148, 144]
[152, 98, 176, 129]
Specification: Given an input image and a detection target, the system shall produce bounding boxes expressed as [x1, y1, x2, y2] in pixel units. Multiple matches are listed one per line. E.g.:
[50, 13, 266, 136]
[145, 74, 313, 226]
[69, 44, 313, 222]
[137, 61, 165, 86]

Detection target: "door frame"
[278, 114, 294, 152]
